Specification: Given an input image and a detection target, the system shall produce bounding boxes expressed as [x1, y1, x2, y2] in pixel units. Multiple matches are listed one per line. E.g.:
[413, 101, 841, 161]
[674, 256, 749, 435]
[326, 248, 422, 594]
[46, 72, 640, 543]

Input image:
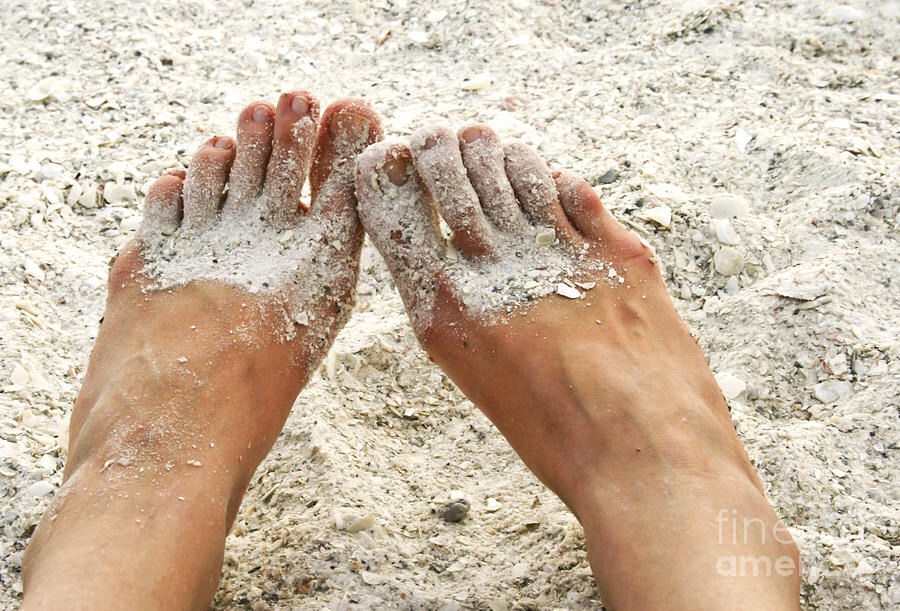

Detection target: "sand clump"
[1, 0, 898, 609]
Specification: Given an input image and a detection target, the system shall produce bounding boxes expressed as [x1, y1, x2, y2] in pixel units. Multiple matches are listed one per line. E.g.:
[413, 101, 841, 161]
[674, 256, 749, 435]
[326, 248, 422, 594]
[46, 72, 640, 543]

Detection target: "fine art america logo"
[715, 509, 799, 578]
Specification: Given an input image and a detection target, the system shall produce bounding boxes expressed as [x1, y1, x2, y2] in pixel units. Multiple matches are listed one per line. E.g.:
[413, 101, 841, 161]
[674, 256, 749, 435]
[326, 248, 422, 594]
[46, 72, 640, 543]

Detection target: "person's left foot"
[22, 92, 382, 610]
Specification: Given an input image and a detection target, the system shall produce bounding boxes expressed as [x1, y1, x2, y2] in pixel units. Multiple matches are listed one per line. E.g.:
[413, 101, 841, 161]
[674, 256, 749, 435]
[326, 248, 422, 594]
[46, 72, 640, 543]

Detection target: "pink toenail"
[291, 95, 310, 116]
[252, 105, 270, 123]
[212, 137, 234, 150]
[423, 136, 439, 150]
[461, 126, 483, 143]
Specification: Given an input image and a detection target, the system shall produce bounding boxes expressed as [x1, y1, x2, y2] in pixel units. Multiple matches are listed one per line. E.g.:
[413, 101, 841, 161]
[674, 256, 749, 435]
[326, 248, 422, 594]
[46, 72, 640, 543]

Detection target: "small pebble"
[77, 184, 101, 209]
[598, 169, 619, 184]
[10, 364, 30, 386]
[712, 219, 740, 245]
[556, 283, 582, 299]
[830, 4, 864, 22]
[461, 73, 492, 91]
[25, 480, 55, 498]
[360, 570, 384, 586]
[646, 183, 689, 204]
[23, 260, 45, 281]
[340, 513, 376, 533]
[644, 205, 672, 228]
[154, 111, 179, 126]
[535, 227, 556, 245]
[119, 216, 142, 233]
[734, 128, 753, 152]
[38, 163, 65, 182]
[37, 454, 57, 473]
[103, 183, 137, 204]
[813, 380, 852, 404]
[439, 499, 470, 523]
[510, 562, 530, 580]
[713, 247, 745, 276]
[26, 77, 64, 102]
[715, 372, 747, 400]
[710, 195, 749, 219]
[407, 30, 429, 44]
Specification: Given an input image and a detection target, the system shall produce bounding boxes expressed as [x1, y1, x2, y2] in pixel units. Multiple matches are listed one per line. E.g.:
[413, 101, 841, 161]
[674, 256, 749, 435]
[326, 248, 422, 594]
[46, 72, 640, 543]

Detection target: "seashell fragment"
[556, 283, 582, 299]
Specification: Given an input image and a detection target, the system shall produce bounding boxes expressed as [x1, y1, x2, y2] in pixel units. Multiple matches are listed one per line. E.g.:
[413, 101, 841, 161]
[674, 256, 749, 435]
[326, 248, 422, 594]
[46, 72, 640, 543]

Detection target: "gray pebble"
[439, 499, 470, 522]
[598, 169, 619, 184]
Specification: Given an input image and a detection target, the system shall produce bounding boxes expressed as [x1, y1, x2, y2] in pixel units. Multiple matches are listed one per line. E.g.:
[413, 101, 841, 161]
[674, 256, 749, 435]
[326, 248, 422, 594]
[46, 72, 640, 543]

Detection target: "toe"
[262, 91, 321, 226]
[308, 98, 383, 222]
[141, 171, 185, 237]
[554, 170, 652, 261]
[356, 141, 446, 310]
[503, 142, 584, 248]
[223, 101, 275, 212]
[182, 138, 235, 230]
[457, 124, 529, 234]
[410, 125, 498, 258]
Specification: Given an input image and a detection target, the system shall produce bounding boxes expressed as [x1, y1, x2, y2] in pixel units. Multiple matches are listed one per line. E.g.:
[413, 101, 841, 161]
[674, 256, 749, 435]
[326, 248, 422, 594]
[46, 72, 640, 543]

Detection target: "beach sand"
[1, 0, 897, 608]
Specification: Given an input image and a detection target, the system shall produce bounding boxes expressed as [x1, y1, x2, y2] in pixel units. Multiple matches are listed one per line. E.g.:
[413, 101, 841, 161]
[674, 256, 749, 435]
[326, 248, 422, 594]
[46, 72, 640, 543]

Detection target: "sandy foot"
[21, 92, 382, 610]
[356, 123, 801, 608]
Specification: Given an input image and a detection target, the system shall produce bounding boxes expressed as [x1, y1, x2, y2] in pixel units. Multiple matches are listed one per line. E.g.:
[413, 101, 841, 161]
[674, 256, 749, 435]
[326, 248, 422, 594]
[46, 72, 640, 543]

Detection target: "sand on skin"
[0, 0, 897, 608]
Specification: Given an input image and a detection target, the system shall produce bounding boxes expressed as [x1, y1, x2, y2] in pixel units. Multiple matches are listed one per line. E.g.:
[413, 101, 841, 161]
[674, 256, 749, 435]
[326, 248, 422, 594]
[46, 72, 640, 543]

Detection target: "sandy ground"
[1, 0, 898, 608]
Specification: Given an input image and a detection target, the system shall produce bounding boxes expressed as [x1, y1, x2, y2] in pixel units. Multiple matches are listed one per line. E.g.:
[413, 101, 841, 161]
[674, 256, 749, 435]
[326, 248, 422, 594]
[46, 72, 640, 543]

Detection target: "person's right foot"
[356, 123, 800, 610]
[22, 91, 382, 611]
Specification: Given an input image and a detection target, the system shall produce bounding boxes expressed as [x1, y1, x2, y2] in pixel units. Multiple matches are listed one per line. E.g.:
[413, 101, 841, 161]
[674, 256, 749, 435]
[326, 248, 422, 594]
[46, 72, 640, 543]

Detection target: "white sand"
[1, 0, 897, 608]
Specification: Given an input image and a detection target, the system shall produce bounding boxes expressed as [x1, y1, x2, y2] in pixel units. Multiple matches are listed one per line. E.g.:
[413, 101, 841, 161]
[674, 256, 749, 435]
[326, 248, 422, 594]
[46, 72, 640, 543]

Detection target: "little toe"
[141, 171, 185, 237]
[307, 98, 383, 225]
[554, 170, 650, 260]
[223, 101, 275, 212]
[356, 141, 446, 310]
[457, 124, 529, 234]
[182, 137, 235, 230]
[410, 125, 498, 258]
[262, 91, 321, 226]
[503, 142, 584, 248]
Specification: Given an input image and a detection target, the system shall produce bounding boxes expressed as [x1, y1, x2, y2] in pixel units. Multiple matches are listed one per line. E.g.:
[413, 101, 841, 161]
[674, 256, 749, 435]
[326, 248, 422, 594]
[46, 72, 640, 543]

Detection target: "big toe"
[308, 98, 382, 225]
[356, 141, 446, 313]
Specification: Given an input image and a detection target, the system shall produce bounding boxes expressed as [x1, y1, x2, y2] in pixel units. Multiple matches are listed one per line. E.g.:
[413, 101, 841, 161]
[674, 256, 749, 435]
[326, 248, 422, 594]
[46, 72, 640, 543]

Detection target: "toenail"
[461, 126, 483, 143]
[251, 105, 270, 123]
[212, 137, 234, 150]
[423, 136, 439, 150]
[384, 157, 409, 186]
[291, 94, 311, 116]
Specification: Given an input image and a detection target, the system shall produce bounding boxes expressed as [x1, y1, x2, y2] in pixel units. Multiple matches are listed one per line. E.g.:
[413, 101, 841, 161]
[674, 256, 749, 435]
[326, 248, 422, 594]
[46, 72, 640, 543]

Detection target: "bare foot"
[356, 124, 800, 610]
[22, 92, 382, 610]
